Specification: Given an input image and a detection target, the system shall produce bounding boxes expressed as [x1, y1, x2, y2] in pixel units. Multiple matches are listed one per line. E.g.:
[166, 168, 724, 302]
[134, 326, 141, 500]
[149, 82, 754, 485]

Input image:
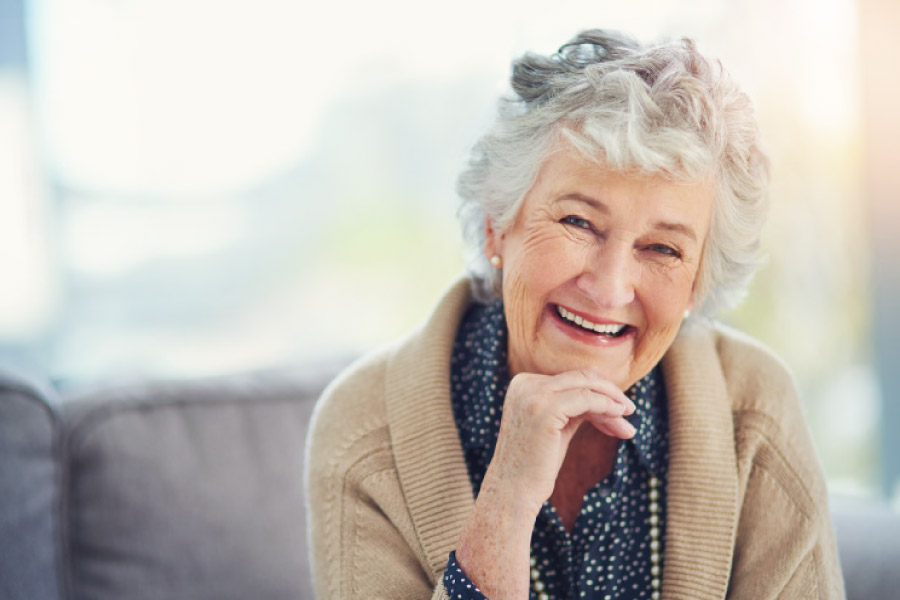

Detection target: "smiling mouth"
[554, 305, 631, 338]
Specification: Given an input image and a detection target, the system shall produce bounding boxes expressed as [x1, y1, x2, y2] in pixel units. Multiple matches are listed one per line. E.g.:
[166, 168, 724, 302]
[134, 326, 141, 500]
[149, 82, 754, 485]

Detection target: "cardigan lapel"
[659, 330, 739, 600]
[384, 279, 740, 595]
[384, 279, 477, 583]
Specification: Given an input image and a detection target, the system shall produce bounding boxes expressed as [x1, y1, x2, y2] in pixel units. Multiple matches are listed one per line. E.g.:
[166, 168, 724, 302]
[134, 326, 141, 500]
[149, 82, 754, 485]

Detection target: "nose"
[574, 241, 636, 310]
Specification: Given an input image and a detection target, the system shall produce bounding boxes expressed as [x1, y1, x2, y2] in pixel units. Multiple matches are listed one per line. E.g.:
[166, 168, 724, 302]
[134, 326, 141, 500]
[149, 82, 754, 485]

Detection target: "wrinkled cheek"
[635, 320, 682, 374]
[502, 272, 532, 347]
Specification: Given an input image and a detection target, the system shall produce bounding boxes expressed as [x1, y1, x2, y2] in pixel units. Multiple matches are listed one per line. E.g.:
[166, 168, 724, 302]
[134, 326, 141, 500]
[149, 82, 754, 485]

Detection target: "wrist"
[477, 476, 545, 522]
[479, 463, 549, 519]
[455, 482, 539, 600]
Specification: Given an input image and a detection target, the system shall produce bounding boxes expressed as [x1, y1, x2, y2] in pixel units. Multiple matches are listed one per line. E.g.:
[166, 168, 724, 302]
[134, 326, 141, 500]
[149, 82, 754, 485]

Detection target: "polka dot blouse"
[443, 301, 670, 600]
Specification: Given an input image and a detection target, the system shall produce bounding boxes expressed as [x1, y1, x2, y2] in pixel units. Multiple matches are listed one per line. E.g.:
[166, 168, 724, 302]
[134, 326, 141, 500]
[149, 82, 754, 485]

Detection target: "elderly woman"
[305, 30, 845, 599]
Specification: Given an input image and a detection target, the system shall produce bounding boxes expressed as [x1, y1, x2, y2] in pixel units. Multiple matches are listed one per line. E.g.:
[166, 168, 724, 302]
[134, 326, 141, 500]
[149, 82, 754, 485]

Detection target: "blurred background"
[0, 0, 897, 504]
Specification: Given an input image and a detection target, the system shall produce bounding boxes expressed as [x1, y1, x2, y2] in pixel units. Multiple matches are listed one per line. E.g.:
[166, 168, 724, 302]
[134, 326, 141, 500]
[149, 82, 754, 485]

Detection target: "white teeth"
[555, 305, 625, 335]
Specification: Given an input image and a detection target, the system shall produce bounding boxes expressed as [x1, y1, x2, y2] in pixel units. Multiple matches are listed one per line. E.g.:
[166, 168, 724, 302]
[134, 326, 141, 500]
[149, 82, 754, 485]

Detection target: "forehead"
[525, 146, 715, 231]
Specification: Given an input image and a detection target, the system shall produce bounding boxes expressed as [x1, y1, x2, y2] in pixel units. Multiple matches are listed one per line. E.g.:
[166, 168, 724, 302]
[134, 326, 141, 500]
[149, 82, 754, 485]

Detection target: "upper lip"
[553, 303, 629, 327]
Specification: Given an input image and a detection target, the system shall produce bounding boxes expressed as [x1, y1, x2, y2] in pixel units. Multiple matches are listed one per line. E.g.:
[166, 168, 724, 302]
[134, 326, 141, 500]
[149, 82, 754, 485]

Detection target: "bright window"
[0, 0, 888, 500]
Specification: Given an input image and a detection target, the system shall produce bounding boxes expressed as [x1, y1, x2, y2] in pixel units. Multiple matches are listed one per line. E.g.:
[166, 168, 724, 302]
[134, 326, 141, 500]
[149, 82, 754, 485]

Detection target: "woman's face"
[486, 146, 714, 390]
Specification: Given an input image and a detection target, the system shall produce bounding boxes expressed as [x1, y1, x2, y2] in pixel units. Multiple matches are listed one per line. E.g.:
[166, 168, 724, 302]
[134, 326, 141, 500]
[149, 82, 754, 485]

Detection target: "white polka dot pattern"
[443, 302, 670, 600]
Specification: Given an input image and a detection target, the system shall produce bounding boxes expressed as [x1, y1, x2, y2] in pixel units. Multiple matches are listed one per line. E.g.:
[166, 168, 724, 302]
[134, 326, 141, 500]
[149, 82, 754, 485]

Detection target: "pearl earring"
[490, 255, 503, 269]
[683, 309, 691, 319]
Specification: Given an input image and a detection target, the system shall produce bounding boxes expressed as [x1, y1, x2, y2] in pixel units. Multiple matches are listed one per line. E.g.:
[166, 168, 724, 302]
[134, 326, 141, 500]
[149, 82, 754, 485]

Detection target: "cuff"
[443, 551, 489, 599]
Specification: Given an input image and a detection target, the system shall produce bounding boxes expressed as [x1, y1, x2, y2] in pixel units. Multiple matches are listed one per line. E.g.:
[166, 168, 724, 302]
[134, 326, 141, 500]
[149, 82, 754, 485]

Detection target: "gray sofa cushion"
[0, 368, 61, 600]
[833, 500, 900, 600]
[59, 364, 341, 600]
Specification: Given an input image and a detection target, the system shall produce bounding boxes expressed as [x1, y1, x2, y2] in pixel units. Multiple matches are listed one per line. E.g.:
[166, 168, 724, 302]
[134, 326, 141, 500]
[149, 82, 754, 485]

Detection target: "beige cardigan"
[305, 279, 845, 599]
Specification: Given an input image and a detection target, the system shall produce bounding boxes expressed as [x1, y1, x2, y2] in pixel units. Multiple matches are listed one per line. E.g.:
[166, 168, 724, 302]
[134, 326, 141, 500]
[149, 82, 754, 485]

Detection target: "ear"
[483, 216, 504, 259]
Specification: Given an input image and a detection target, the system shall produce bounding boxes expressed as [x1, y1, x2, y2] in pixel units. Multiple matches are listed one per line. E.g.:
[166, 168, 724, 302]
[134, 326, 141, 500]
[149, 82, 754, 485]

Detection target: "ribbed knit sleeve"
[305, 281, 475, 599]
[305, 350, 448, 599]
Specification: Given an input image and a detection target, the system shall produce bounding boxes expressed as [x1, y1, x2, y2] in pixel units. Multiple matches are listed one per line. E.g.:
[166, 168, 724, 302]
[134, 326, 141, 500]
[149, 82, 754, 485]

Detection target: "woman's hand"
[489, 369, 636, 513]
[455, 369, 635, 599]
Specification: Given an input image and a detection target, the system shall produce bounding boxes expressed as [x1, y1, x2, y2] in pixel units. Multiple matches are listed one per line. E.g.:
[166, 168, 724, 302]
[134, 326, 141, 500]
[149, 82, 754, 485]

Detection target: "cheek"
[502, 273, 531, 344]
[502, 225, 586, 339]
[635, 268, 696, 357]
[516, 226, 592, 280]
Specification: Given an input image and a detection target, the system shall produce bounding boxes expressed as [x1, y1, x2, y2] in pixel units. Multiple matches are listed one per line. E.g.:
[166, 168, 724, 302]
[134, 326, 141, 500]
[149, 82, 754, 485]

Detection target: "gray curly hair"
[457, 29, 769, 321]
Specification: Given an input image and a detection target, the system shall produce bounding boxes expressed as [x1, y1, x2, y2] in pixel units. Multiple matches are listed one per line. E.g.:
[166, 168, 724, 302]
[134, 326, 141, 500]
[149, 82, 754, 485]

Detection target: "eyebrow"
[557, 193, 610, 214]
[651, 221, 698, 242]
[557, 193, 699, 242]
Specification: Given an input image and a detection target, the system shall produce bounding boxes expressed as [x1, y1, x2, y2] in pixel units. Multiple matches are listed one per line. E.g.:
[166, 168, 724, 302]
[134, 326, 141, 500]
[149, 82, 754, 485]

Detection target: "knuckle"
[505, 376, 524, 401]
[591, 391, 611, 411]
[507, 373, 534, 394]
[506, 377, 541, 414]
[521, 394, 545, 419]
[578, 388, 595, 403]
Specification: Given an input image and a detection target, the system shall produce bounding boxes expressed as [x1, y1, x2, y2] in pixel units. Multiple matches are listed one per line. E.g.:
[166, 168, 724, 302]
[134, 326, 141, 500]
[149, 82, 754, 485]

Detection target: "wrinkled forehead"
[519, 145, 716, 237]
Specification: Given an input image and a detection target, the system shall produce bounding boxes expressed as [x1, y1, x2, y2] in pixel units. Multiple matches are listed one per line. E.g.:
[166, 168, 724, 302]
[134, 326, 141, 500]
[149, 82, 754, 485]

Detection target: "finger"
[549, 370, 634, 411]
[509, 371, 634, 415]
[585, 413, 636, 439]
[553, 388, 628, 423]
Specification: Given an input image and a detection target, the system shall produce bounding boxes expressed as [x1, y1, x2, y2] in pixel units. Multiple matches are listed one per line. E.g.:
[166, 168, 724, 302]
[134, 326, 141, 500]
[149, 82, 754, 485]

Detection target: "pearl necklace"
[529, 473, 661, 600]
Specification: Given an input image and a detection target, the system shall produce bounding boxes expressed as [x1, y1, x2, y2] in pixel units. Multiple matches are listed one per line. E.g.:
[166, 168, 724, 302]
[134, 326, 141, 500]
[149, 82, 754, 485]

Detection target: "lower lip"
[546, 305, 636, 347]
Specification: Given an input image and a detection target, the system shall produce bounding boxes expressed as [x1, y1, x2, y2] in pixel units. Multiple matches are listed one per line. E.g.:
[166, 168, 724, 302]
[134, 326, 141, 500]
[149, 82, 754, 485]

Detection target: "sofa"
[1, 362, 898, 600]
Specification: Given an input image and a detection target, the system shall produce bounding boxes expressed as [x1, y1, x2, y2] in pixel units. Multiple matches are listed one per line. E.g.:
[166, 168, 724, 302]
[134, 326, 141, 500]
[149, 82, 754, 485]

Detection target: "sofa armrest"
[0, 367, 62, 600]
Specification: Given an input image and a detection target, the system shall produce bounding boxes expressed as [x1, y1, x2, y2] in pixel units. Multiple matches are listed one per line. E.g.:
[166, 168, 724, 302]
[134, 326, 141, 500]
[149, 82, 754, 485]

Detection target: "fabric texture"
[59, 367, 336, 600]
[446, 299, 670, 599]
[0, 369, 61, 600]
[308, 277, 845, 599]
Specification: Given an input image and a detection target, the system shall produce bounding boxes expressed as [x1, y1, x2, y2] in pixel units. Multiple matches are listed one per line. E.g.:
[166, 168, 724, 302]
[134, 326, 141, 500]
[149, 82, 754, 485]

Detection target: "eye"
[647, 243, 682, 259]
[560, 215, 594, 231]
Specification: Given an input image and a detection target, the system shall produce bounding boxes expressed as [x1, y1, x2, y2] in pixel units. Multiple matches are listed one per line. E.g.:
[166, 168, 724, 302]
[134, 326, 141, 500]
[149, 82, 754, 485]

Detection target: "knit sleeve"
[728, 405, 845, 598]
[728, 454, 845, 598]
[710, 328, 846, 599]
[306, 416, 454, 599]
[306, 354, 458, 600]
